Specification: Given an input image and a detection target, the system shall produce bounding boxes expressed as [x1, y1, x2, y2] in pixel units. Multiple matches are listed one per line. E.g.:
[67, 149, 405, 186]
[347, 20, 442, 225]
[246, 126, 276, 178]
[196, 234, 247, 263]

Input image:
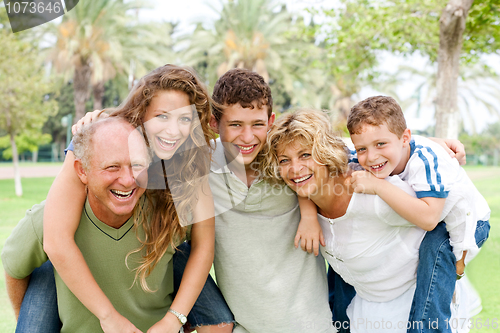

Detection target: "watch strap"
[168, 308, 187, 325]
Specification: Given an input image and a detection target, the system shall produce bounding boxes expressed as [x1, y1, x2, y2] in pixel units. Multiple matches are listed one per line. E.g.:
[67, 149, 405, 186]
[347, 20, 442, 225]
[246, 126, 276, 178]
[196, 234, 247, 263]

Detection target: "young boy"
[208, 68, 336, 333]
[347, 95, 490, 332]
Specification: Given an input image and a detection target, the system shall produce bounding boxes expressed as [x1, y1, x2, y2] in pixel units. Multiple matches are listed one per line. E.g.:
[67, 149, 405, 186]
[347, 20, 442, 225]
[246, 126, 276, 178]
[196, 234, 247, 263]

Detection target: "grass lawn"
[0, 162, 63, 168]
[0, 167, 498, 331]
[0, 177, 55, 332]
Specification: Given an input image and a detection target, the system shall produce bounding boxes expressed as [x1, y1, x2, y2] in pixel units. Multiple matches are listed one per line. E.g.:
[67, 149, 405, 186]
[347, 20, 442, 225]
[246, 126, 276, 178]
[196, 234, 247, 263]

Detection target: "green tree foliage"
[182, 0, 323, 111]
[458, 122, 500, 164]
[311, 0, 500, 131]
[0, 132, 52, 159]
[318, 0, 499, 65]
[45, 0, 175, 122]
[0, 30, 57, 196]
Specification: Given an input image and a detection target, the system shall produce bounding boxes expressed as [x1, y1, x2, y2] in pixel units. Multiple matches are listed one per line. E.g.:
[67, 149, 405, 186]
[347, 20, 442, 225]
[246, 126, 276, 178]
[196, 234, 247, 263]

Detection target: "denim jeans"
[16, 261, 62, 333]
[173, 241, 234, 328]
[16, 242, 234, 332]
[327, 220, 491, 333]
[327, 266, 355, 333]
[407, 220, 490, 333]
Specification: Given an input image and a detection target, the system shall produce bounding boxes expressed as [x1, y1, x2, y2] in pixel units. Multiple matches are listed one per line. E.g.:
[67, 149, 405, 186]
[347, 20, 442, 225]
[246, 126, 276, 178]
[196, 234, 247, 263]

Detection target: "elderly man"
[2, 117, 232, 332]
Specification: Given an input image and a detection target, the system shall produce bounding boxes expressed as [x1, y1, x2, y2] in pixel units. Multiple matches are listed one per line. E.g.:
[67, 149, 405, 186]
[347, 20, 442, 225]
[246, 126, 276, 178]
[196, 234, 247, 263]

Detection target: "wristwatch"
[168, 308, 188, 325]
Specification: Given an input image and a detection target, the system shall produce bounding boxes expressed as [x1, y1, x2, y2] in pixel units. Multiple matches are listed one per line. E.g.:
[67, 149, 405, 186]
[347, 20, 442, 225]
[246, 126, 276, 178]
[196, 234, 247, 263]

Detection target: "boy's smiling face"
[350, 123, 411, 178]
[211, 102, 275, 169]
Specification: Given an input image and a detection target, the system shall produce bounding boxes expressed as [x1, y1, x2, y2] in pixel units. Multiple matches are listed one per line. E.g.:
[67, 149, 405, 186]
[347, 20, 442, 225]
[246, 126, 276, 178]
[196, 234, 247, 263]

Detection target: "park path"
[0, 165, 62, 180]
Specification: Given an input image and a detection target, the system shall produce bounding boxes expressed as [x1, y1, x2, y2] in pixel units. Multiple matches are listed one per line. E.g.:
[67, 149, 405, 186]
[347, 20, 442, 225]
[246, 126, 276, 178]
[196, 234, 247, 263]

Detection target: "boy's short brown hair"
[347, 96, 407, 138]
[212, 68, 273, 121]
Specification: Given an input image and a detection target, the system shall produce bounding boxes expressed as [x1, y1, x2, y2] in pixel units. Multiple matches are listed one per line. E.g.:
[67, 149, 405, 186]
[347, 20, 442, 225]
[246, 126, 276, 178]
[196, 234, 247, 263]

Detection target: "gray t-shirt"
[209, 139, 335, 333]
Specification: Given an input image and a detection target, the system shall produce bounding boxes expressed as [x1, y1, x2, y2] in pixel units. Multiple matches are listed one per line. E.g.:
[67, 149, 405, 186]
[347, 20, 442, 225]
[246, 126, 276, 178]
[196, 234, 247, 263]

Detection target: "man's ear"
[209, 114, 219, 134]
[74, 159, 88, 185]
[267, 112, 276, 130]
[402, 128, 411, 146]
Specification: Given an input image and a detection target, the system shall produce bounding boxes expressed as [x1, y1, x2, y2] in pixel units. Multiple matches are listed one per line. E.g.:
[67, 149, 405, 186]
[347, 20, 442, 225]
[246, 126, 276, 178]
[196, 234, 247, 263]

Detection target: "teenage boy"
[208, 68, 336, 333]
[347, 95, 490, 332]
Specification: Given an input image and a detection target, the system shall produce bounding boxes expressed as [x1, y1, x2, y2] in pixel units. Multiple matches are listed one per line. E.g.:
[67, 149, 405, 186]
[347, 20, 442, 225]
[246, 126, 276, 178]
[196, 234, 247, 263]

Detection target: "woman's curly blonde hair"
[263, 108, 350, 182]
[106, 64, 215, 291]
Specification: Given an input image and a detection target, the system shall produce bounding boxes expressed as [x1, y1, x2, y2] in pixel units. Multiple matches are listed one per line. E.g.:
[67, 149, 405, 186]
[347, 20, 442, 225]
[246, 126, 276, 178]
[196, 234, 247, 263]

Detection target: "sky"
[139, 0, 334, 32]
[136, 0, 500, 134]
[27, 0, 494, 134]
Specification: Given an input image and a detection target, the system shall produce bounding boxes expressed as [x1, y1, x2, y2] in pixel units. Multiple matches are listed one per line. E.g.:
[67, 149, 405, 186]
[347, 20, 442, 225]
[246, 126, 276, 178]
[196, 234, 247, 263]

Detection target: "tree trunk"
[93, 80, 105, 111]
[10, 133, 22, 197]
[434, 0, 473, 139]
[73, 63, 92, 123]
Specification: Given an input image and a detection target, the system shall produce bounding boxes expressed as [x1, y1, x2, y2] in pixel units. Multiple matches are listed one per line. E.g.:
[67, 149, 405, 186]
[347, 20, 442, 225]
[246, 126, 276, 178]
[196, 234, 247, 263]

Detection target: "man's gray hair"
[73, 117, 126, 170]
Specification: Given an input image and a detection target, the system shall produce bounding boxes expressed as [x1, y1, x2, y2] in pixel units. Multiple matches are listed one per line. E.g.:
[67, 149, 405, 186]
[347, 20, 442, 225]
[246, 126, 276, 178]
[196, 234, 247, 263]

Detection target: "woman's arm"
[43, 151, 140, 332]
[148, 180, 215, 333]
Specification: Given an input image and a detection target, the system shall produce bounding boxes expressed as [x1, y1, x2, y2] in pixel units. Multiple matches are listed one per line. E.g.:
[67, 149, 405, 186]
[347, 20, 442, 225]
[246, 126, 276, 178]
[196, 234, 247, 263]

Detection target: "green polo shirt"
[2, 199, 176, 333]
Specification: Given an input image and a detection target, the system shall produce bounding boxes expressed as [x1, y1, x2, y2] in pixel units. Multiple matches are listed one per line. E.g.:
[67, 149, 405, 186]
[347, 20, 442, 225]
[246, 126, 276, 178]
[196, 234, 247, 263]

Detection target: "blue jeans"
[327, 267, 355, 333]
[16, 261, 61, 333]
[173, 241, 234, 328]
[16, 242, 234, 332]
[407, 220, 490, 333]
[327, 220, 491, 333]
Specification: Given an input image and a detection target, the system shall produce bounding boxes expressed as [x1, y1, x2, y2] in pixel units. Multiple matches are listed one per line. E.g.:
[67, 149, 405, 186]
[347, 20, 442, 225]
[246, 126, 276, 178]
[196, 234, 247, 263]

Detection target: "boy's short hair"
[347, 96, 407, 138]
[212, 68, 273, 121]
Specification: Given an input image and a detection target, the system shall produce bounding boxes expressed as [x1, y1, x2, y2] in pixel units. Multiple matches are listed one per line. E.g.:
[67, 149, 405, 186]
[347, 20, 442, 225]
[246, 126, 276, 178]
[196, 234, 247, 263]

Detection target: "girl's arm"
[43, 151, 140, 333]
[295, 196, 325, 256]
[148, 180, 215, 333]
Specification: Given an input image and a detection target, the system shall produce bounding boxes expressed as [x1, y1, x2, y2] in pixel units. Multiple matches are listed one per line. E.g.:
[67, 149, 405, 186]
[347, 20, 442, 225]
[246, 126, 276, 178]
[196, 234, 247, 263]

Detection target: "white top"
[209, 139, 335, 333]
[318, 176, 426, 302]
[399, 136, 490, 262]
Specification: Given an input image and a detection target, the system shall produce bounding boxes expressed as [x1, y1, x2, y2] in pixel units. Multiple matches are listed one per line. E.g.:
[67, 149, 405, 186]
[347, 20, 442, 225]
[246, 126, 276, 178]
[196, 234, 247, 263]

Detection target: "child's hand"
[295, 216, 325, 256]
[147, 312, 183, 333]
[456, 250, 467, 278]
[72, 109, 109, 134]
[100, 310, 143, 333]
[350, 170, 382, 195]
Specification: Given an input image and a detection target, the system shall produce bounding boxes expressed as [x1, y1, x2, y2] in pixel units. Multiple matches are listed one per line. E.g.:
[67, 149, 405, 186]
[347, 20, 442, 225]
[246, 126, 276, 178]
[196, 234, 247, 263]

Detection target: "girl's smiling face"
[143, 90, 193, 160]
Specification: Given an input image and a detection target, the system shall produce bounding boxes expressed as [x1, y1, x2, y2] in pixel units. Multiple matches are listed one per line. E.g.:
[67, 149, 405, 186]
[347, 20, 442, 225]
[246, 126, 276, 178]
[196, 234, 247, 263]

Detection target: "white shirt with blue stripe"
[349, 135, 490, 263]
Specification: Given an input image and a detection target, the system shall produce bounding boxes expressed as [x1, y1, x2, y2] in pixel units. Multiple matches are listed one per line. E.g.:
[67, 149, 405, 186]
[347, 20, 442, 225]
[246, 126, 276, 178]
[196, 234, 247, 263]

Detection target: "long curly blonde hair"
[108, 64, 215, 291]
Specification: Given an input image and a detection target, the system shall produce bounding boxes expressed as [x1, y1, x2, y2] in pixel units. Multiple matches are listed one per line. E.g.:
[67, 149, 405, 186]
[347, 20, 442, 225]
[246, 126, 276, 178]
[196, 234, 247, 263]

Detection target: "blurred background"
[0, 0, 499, 331]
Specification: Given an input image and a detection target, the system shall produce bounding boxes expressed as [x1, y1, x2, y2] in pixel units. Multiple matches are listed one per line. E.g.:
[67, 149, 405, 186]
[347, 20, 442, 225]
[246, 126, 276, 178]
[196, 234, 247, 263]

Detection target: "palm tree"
[47, 0, 174, 121]
[391, 63, 500, 134]
[181, 0, 322, 111]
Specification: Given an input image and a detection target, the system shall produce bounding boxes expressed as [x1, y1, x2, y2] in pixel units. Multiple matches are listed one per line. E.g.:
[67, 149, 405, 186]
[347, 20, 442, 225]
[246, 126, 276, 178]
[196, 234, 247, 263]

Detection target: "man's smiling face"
[78, 120, 148, 227]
